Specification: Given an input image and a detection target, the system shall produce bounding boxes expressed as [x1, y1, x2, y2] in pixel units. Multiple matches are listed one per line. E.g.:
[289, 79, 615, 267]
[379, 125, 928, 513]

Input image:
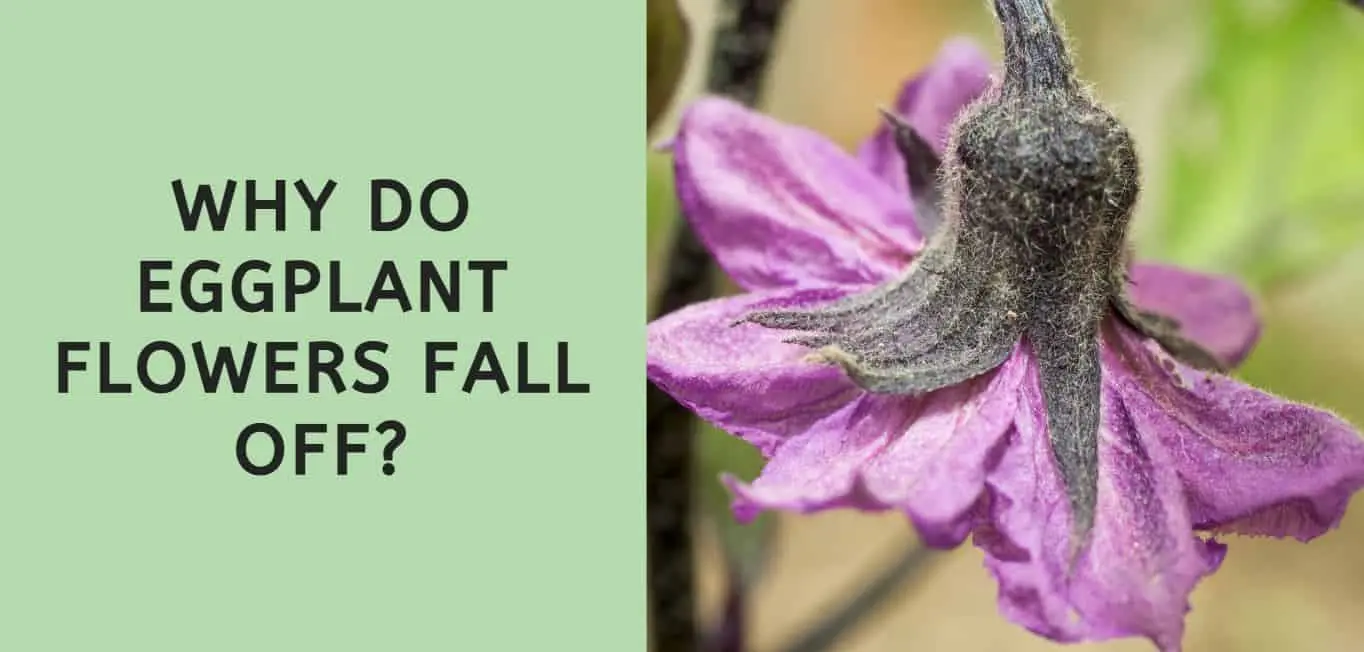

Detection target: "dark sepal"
[1029, 322, 1102, 555]
[1111, 295, 1229, 373]
[740, 229, 1024, 396]
[877, 108, 945, 238]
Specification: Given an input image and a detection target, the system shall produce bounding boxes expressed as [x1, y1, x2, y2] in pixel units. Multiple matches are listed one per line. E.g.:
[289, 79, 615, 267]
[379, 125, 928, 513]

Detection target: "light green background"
[0, 2, 644, 650]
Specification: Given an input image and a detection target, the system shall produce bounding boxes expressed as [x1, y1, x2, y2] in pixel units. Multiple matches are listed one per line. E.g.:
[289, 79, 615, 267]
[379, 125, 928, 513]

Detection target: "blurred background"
[648, 1, 1364, 650]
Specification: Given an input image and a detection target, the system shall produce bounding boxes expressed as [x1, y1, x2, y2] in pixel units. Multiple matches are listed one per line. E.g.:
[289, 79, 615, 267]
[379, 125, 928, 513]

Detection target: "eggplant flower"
[646, 1, 1364, 649]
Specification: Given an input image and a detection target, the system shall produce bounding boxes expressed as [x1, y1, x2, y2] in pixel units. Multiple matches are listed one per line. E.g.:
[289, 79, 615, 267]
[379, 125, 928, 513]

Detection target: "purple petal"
[1127, 263, 1261, 368]
[856, 38, 995, 194]
[647, 286, 865, 456]
[728, 347, 1027, 547]
[673, 97, 920, 291]
[1109, 325, 1364, 540]
[976, 346, 1224, 652]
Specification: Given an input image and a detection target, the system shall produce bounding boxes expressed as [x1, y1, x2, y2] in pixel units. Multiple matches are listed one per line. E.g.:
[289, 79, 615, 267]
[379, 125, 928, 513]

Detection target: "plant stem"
[777, 543, 940, 652]
[706, 0, 789, 107]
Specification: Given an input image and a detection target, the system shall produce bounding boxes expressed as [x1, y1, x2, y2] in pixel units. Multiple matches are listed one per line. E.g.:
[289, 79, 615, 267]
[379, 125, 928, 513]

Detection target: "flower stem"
[994, 0, 1077, 96]
[647, 2, 790, 651]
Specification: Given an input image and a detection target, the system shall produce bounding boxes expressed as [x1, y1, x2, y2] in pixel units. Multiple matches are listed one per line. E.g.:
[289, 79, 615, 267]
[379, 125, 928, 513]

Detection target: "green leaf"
[648, 0, 691, 133]
[1149, 0, 1364, 288]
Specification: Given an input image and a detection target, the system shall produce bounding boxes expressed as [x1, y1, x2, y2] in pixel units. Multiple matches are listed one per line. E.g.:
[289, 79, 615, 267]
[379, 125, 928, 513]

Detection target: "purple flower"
[647, 2, 1364, 650]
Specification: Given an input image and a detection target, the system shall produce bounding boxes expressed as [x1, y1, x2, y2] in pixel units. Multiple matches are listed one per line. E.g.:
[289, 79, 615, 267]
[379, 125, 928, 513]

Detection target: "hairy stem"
[994, 0, 1077, 96]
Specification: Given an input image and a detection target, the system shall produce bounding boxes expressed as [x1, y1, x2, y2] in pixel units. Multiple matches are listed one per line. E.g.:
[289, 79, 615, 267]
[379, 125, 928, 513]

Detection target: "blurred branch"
[705, 0, 789, 107]
[647, 2, 791, 652]
[705, 562, 747, 652]
[777, 542, 941, 652]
